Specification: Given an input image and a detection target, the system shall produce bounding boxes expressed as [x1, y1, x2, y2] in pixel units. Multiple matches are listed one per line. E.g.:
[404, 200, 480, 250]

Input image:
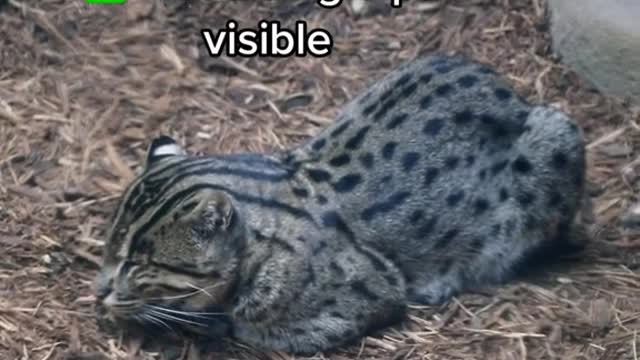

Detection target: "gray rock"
[549, 0, 640, 105]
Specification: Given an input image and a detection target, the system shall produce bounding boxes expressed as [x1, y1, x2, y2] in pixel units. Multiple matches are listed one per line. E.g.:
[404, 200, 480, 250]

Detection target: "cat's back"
[290, 54, 534, 213]
[286, 54, 584, 263]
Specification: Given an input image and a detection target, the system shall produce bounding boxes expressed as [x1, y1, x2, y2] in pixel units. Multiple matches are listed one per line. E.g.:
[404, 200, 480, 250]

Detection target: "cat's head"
[94, 136, 243, 332]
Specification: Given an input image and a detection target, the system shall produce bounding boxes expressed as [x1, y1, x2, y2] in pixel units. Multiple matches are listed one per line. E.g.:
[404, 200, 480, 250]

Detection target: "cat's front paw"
[407, 280, 458, 305]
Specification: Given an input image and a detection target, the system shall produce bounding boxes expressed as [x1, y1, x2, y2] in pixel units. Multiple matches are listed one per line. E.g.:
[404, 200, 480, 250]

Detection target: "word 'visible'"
[201, 21, 332, 57]
[200, 1, 404, 58]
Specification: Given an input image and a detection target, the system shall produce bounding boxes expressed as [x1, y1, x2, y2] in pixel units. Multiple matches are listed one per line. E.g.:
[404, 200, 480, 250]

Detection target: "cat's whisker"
[145, 283, 224, 302]
[111, 299, 141, 307]
[141, 312, 174, 332]
[146, 308, 208, 327]
[186, 282, 213, 298]
[110, 302, 142, 316]
[147, 304, 226, 317]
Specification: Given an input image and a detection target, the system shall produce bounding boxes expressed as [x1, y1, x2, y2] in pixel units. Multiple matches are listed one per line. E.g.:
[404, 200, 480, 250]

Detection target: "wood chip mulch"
[1, 0, 639, 359]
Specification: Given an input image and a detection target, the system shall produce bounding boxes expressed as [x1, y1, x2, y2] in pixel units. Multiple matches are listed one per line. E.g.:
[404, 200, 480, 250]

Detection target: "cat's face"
[94, 136, 243, 333]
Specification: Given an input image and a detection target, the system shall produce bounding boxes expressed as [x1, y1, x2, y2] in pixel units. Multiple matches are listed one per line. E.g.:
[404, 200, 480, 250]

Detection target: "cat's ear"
[145, 135, 186, 169]
[176, 189, 234, 230]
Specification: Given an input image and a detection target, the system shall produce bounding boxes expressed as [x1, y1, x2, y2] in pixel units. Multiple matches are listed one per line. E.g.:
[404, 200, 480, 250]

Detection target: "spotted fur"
[95, 54, 586, 355]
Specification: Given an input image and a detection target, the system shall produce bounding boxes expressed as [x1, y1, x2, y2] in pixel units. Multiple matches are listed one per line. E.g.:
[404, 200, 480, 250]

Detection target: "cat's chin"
[176, 307, 234, 338]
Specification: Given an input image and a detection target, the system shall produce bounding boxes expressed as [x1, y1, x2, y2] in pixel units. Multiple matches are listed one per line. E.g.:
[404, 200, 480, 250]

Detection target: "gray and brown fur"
[95, 54, 586, 355]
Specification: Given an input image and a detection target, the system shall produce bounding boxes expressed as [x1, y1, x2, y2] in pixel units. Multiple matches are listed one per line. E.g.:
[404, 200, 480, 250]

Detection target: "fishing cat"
[94, 54, 586, 355]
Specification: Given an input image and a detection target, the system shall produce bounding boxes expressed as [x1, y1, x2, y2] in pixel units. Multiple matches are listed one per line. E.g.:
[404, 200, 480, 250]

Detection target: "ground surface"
[1, 0, 639, 359]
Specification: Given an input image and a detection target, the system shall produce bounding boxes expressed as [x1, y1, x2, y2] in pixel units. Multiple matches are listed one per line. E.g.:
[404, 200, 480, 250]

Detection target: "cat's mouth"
[100, 292, 144, 318]
[101, 297, 231, 336]
[141, 303, 233, 338]
[95, 275, 233, 338]
[140, 303, 223, 327]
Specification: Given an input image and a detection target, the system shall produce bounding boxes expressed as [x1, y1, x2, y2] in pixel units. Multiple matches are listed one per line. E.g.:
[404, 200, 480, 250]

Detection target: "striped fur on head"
[95, 136, 242, 332]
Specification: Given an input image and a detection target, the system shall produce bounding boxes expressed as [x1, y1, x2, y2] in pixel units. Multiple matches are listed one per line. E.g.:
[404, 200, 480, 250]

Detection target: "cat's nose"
[96, 285, 112, 301]
[101, 292, 118, 308]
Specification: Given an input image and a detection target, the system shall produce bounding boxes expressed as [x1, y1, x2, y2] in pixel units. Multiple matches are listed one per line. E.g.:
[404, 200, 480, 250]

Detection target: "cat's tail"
[517, 105, 589, 255]
[518, 105, 586, 198]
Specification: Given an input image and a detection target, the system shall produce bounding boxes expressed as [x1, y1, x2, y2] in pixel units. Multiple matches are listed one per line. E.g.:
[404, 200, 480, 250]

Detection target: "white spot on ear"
[145, 135, 186, 168]
[152, 143, 184, 157]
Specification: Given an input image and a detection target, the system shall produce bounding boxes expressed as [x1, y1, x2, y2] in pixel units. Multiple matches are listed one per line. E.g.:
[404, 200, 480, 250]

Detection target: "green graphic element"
[86, 0, 126, 4]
